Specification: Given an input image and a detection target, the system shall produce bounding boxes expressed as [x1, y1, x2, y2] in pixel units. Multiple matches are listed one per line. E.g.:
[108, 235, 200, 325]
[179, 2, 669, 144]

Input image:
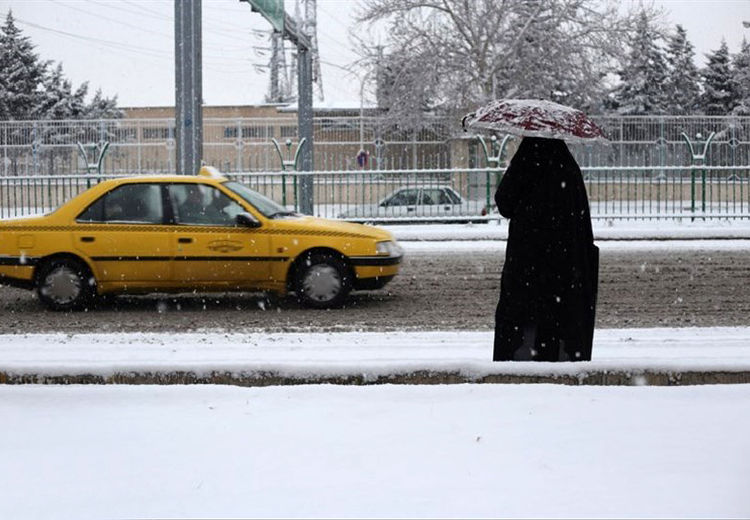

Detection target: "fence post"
[271, 137, 307, 211]
[681, 131, 715, 220]
[76, 141, 110, 188]
[476, 134, 510, 212]
[31, 122, 39, 175]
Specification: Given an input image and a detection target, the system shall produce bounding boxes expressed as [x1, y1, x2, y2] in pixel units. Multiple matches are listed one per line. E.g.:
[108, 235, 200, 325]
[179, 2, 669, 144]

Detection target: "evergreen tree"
[0, 10, 48, 120]
[612, 10, 670, 115]
[732, 38, 750, 115]
[35, 63, 89, 120]
[0, 10, 120, 122]
[701, 39, 739, 115]
[664, 25, 701, 114]
[85, 88, 121, 119]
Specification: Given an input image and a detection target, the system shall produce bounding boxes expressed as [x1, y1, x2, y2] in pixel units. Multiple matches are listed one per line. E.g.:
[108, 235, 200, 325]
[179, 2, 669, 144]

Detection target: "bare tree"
[354, 0, 660, 128]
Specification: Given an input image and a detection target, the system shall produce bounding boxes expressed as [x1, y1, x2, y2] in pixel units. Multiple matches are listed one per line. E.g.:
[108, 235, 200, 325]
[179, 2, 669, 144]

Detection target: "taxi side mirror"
[236, 212, 261, 228]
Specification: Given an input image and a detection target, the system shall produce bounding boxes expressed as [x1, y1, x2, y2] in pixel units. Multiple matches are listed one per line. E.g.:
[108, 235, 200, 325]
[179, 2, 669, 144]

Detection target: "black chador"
[493, 137, 599, 362]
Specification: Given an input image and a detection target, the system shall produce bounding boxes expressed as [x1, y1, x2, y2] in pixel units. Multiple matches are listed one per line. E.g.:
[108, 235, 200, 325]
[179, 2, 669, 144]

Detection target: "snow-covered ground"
[1, 383, 749, 519]
[2, 327, 750, 379]
[1, 230, 749, 518]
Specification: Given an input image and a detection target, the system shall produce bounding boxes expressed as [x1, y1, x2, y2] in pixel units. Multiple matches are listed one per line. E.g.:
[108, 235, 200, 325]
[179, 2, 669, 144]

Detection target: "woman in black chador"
[493, 136, 599, 362]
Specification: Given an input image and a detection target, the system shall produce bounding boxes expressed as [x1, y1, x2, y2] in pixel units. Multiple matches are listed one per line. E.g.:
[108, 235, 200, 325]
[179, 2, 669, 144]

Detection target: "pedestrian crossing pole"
[175, 0, 203, 175]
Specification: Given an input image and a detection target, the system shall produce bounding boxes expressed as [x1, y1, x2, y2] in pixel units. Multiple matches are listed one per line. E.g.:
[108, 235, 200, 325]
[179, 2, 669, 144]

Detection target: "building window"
[143, 127, 172, 140]
[280, 125, 297, 138]
[223, 126, 275, 139]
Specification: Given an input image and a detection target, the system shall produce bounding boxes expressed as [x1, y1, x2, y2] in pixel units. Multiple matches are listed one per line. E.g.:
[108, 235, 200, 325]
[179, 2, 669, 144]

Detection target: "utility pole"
[269, 32, 281, 102]
[174, 0, 203, 175]
[302, 0, 323, 102]
[241, 0, 314, 214]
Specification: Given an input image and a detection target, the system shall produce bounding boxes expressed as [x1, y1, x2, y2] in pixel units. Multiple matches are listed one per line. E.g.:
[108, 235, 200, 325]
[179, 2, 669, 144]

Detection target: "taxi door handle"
[178, 237, 193, 244]
[80, 236, 95, 243]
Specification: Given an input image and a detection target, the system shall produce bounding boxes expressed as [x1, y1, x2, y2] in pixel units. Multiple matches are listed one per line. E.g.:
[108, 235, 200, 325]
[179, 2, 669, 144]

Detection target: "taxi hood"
[272, 214, 394, 241]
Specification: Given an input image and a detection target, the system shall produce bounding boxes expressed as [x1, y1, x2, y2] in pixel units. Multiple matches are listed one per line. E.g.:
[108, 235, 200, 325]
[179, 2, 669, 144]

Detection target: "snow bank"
[2, 328, 750, 383]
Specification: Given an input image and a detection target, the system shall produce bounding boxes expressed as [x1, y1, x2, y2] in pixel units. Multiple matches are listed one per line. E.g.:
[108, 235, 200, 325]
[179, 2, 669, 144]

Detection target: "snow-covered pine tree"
[700, 39, 739, 115]
[731, 38, 750, 115]
[0, 11, 48, 120]
[85, 89, 122, 119]
[664, 25, 701, 114]
[612, 10, 670, 115]
[34, 63, 88, 120]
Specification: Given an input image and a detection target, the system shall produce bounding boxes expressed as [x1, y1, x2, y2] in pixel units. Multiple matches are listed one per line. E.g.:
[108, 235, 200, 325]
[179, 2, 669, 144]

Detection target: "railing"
[1, 166, 748, 221]
[1, 115, 749, 176]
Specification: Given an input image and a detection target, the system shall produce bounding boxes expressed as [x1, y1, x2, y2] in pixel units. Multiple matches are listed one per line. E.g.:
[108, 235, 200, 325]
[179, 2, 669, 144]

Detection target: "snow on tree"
[663, 25, 701, 114]
[731, 38, 750, 115]
[0, 10, 121, 123]
[85, 89, 122, 120]
[356, 0, 654, 127]
[0, 11, 48, 120]
[610, 10, 670, 115]
[700, 39, 739, 115]
[34, 63, 87, 121]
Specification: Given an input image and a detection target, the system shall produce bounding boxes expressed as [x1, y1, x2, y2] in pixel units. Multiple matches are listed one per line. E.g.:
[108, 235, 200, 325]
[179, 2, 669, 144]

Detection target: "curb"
[2, 369, 750, 386]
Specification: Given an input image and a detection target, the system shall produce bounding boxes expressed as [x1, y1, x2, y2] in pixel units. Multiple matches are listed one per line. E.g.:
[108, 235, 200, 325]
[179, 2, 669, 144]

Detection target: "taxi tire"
[294, 252, 353, 309]
[36, 257, 96, 312]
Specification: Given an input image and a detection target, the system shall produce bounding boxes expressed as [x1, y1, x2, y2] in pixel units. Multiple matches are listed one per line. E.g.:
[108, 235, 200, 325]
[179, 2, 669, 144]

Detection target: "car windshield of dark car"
[222, 181, 294, 218]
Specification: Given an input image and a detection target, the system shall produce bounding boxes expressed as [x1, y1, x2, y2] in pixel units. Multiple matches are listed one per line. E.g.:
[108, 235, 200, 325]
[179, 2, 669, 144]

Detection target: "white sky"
[0, 0, 748, 109]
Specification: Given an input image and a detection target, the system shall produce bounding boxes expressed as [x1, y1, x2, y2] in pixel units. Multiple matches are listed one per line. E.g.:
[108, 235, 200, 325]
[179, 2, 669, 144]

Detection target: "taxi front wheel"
[36, 258, 96, 311]
[294, 252, 353, 309]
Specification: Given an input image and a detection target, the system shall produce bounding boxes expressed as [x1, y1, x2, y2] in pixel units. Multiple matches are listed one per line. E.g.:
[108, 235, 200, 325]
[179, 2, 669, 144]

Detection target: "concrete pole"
[297, 43, 314, 214]
[174, 0, 203, 175]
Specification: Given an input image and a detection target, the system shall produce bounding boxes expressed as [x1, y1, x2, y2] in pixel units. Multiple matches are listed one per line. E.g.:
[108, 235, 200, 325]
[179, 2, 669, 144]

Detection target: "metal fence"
[1, 115, 749, 176]
[2, 165, 748, 221]
[1, 114, 749, 221]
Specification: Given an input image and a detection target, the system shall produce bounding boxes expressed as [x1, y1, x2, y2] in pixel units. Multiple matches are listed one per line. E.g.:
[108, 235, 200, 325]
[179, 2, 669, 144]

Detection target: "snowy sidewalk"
[2, 327, 750, 386]
[3, 383, 750, 519]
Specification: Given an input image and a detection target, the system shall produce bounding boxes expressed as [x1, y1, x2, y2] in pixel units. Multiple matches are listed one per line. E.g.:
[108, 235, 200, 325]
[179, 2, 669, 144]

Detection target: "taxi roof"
[96, 166, 228, 188]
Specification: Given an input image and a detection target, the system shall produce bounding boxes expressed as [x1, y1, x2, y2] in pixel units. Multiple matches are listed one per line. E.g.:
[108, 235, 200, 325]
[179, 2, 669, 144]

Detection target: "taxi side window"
[77, 184, 164, 224]
[168, 184, 244, 226]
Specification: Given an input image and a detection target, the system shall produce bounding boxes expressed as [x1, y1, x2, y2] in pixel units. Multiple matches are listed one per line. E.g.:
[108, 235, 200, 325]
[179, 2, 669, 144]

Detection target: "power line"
[16, 18, 173, 59]
[82, 0, 253, 44]
[51, 0, 173, 39]
[15, 17, 255, 68]
[55, 0, 253, 53]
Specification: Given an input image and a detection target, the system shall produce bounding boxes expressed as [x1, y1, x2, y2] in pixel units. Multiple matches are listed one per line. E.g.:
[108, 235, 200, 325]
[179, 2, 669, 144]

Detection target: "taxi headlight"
[376, 240, 402, 256]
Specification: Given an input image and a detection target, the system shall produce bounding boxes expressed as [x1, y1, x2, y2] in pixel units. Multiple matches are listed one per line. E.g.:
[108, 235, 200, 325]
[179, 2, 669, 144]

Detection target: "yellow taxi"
[0, 167, 403, 310]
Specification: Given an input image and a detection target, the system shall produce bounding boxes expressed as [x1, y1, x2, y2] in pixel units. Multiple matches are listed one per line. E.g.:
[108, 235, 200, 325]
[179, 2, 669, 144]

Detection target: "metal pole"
[174, 0, 203, 175]
[297, 42, 314, 214]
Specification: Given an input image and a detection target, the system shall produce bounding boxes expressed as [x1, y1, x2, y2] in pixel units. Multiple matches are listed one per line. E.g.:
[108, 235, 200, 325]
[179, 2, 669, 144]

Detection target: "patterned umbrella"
[462, 99, 608, 143]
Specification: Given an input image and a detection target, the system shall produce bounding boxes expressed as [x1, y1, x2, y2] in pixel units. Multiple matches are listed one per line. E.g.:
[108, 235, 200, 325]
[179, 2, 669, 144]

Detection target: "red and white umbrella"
[462, 99, 608, 143]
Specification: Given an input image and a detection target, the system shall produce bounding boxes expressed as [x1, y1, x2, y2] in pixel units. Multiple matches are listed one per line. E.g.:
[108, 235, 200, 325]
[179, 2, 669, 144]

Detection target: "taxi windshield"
[222, 181, 293, 218]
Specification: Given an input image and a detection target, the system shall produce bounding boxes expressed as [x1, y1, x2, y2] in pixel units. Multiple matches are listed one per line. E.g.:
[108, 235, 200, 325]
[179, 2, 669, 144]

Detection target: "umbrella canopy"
[462, 99, 608, 143]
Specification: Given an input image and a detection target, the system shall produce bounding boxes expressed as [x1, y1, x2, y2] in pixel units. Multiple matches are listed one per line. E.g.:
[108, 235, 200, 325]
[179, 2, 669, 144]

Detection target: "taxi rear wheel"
[36, 258, 96, 311]
[294, 252, 353, 309]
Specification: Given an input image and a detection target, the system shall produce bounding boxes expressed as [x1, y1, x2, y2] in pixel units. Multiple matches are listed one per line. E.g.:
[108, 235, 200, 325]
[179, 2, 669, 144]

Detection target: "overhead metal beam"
[175, 0, 203, 175]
